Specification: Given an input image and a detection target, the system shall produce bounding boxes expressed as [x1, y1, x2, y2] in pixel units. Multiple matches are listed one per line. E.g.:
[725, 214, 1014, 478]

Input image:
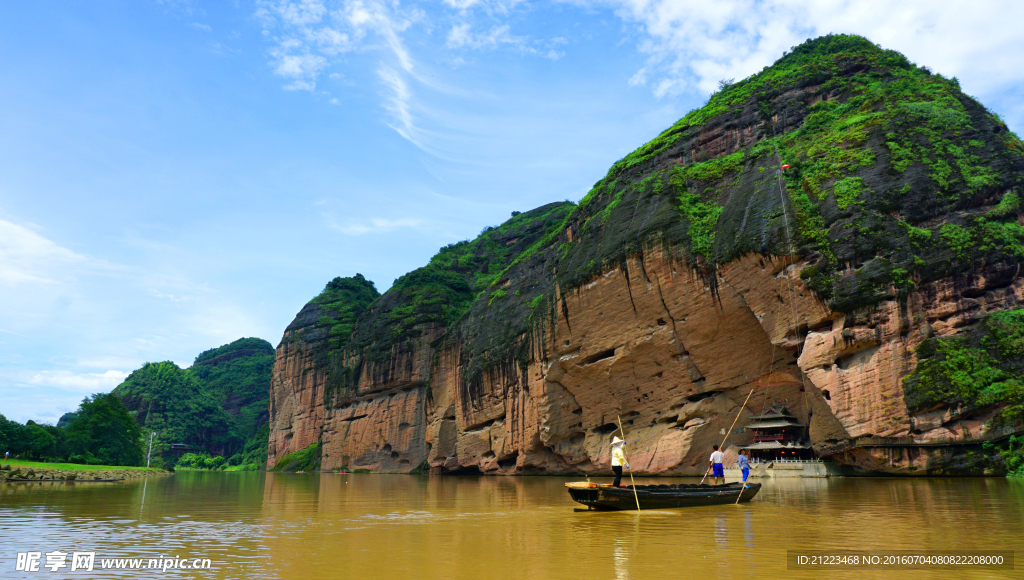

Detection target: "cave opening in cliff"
[446, 465, 484, 475]
[498, 453, 519, 469]
[582, 348, 617, 365]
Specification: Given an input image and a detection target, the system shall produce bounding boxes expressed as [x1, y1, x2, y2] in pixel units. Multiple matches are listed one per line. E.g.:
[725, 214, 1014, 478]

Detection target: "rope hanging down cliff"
[770, 115, 815, 440]
[713, 118, 807, 488]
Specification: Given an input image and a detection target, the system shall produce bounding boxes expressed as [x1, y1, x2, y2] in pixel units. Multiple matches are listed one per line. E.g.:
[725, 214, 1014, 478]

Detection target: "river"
[2, 473, 1022, 579]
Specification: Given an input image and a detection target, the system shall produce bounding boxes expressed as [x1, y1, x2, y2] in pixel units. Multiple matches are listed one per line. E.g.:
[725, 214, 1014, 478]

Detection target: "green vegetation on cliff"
[377, 202, 574, 341]
[313, 275, 381, 349]
[289, 203, 576, 407]
[904, 309, 1024, 423]
[570, 34, 1023, 313]
[282, 35, 1024, 448]
[270, 441, 320, 472]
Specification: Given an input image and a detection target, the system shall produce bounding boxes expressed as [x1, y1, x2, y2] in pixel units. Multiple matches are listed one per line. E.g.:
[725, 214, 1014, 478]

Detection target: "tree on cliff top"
[194, 337, 273, 366]
[312, 274, 381, 350]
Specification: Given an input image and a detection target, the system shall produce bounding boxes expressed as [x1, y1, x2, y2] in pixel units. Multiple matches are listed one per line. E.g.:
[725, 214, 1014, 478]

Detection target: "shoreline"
[1, 463, 171, 482]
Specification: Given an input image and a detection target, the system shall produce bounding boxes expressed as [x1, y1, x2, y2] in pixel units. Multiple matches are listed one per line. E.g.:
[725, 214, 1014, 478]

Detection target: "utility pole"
[146, 432, 156, 468]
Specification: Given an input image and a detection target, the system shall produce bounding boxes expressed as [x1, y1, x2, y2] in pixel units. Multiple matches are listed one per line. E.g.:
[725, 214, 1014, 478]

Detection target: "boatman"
[737, 448, 750, 484]
[709, 444, 726, 485]
[610, 436, 629, 487]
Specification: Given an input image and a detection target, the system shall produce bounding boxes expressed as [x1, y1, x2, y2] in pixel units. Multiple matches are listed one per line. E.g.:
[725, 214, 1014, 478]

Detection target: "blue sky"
[2, 0, 1023, 424]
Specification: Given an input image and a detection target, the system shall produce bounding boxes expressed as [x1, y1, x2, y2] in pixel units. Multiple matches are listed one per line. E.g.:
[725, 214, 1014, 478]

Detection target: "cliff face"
[268, 35, 1024, 475]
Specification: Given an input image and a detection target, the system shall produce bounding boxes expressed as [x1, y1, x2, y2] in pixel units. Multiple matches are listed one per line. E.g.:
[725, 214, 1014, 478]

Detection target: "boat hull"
[566, 482, 761, 510]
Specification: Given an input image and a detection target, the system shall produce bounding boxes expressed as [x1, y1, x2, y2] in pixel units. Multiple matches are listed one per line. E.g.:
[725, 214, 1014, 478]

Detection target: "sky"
[2, 0, 1023, 424]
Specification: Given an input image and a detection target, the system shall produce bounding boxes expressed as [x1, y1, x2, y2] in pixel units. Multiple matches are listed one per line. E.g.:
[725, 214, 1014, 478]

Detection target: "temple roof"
[747, 404, 800, 423]
[738, 440, 813, 450]
[745, 418, 804, 429]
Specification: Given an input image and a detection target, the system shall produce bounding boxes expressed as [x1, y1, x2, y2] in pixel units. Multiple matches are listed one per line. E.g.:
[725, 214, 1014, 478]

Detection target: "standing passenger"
[709, 445, 726, 485]
[610, 436, 629, 487]
[737, 448, 750, 484]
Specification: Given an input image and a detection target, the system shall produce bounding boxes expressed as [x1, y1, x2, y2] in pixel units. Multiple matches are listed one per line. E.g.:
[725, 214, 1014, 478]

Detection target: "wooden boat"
[565, 481, 761, 510]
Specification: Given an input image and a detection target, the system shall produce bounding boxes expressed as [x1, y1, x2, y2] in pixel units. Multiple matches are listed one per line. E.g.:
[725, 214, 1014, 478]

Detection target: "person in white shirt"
[708, 444, 726, 485]
[610, 436, 629, 487]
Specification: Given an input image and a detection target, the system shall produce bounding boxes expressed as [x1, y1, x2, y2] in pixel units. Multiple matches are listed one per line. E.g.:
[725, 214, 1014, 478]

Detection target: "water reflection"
[1, 474, 1022, 579]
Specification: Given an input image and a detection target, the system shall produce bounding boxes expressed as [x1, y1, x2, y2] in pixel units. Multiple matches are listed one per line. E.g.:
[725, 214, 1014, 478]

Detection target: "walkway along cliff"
[267, 35, 1024, 476]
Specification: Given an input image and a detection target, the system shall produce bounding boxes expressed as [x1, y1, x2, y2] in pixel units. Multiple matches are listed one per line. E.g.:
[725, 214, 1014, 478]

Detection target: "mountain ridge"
[266, 34, 1024, 476]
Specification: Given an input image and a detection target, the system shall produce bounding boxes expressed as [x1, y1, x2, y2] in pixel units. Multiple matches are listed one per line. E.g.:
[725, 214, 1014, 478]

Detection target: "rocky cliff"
[268, 35, 1024, 476]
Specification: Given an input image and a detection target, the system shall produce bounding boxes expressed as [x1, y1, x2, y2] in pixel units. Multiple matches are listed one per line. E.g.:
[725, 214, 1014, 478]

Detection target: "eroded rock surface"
[267, 36, 1024, 476]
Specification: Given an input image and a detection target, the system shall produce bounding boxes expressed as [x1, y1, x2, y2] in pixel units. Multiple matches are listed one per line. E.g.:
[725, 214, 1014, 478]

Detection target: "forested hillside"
[112, 337, 275, 469]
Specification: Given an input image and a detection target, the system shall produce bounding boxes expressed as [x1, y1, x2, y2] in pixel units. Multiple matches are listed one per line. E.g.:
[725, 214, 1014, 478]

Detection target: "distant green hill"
[190, 337, 275, 439]
[111, 337, 274, 468]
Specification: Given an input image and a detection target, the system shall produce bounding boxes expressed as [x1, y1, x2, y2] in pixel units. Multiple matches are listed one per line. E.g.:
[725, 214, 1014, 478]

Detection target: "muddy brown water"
[1, 473, 1022, 579]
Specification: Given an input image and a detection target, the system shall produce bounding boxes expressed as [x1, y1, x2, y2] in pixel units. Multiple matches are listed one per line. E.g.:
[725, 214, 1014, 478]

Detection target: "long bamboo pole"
[701, 385, 758, 486]
[617, 415, 641, 511]
[735, 456, 748, 505]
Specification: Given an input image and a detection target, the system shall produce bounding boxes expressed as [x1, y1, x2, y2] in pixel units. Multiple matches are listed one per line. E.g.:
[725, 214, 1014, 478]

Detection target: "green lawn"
[3, 459, 164, 472]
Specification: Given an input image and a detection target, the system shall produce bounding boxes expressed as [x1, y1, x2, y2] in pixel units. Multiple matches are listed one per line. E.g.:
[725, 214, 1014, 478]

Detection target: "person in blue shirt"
[737, 448, 751, 483]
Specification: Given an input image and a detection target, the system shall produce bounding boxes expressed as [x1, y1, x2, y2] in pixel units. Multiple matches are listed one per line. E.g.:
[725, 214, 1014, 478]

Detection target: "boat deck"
[566, 481, 761, 510]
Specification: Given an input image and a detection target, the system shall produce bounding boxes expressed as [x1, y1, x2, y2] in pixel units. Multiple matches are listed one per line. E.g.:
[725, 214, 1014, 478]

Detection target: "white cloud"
[258, 0, 420, 138]
[443, 0, 481, 9]
[274, 0, 325, 26]
[28, 370, 129, 393]
[378, 65, 418, 140]
[188, 22, 212, 32]
[0, 213, 272, 415]
[444, 20, 565, 58]
[443, 0, 525, 15]
[0, 218, 91, 285]
[329, 217, 423, 235]
[446, 23, 520, 50]
[598, 0, 1024, 103]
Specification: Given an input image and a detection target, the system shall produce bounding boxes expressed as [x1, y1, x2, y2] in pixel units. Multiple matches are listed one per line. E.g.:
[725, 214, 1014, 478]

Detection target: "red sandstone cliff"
[267, 36, 1024, 476]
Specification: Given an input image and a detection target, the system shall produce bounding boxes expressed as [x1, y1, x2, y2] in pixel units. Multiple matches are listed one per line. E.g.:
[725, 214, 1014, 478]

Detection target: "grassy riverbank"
[2, 460, 171, 480]
[4, 459, 164, 472]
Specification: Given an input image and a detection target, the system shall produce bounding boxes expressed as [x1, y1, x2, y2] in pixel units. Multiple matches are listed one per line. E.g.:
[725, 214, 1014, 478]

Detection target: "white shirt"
[710, 450, 725, 464]
[611, 443, 626, 467]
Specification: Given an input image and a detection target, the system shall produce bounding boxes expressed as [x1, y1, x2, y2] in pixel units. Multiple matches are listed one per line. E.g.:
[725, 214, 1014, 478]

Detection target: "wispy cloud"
[446, 22, 519, 49]
[188, 22, 212, 32]
[27, 370, 129, 393]
[377, 65, 417, 141]
[328, 217, 423, 235]
[0, 213, 271, 409]
[257, 0, 420, 135]
[0, 218, 93, 285]
[443, 0, 526, 15]
[270, 39, 329, 90]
